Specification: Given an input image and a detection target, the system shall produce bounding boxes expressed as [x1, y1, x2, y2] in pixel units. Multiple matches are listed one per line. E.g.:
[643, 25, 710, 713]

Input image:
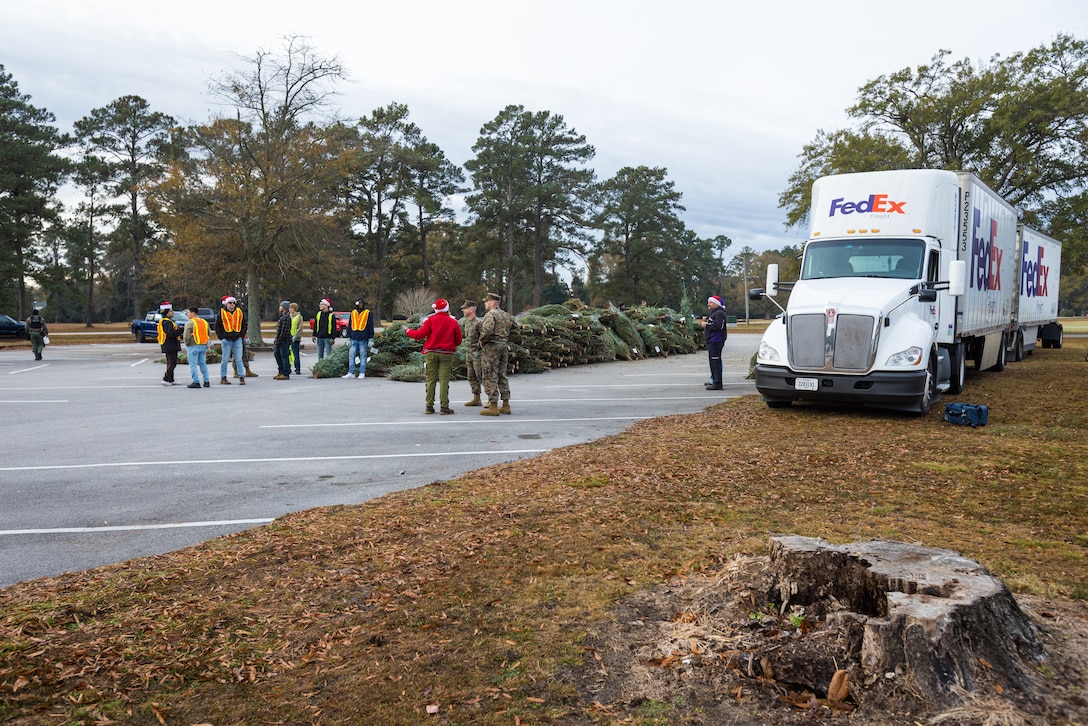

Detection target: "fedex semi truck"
[750, 168, 1044, 415]
[1012, 226, 1063, 359]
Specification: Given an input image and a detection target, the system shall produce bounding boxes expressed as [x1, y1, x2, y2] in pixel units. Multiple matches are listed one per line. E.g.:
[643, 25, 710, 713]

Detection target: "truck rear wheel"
[992, 332, 1007, 372]
[135, 329, 146, 344]
[1013, 331, 1024, 362]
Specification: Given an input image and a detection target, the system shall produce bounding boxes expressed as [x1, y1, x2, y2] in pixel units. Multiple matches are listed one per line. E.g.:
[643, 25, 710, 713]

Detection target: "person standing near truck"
[184, 305, 211, 388]
[215, 295, 247, 385]
[24, 309, 49, 361]
[312, 298, 337, 361]
[459, 300, 483, 406]
[703, 295, 727, 390]
[157, 303, 182, 386]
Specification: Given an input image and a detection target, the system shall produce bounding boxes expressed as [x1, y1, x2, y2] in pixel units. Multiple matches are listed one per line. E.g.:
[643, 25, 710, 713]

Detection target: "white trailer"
[751, 169, 1021, 415]
[1011, 226, 1063, 359]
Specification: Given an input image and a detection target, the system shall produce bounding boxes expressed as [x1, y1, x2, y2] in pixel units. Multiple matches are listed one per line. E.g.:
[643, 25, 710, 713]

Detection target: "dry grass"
[0, 338, 1085, 724]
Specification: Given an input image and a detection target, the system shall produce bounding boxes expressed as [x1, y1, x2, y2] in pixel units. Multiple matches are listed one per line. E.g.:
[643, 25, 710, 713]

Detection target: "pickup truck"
[132, 308, 216, 343]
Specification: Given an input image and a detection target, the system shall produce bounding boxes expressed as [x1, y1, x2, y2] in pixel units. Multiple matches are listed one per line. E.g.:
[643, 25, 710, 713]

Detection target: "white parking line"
[261, 416, 650, 429]
[0, 400, 68, 403]
[7, 364, 49, 375]
[0, 449, 548, 472]
[131, 358, 151, 366]
[0, 518, 275, 536]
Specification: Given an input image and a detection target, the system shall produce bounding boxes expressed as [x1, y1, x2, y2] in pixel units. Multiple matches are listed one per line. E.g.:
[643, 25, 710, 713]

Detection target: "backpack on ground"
[943, 403, 988, 427]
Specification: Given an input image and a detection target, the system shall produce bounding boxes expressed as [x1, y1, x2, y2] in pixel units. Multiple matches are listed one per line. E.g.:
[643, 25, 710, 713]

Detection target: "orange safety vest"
[157, 318, 168, 345]
[351, 309, 370, 331]
[191, 317, 209, 345]
[221, 307, 243, 333]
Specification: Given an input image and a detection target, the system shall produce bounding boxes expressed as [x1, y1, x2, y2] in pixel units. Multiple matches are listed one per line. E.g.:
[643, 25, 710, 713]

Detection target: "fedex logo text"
[970, 209, 1002, 291]
[827, 194, 907, 217]
[1021, 244, 1049, 298]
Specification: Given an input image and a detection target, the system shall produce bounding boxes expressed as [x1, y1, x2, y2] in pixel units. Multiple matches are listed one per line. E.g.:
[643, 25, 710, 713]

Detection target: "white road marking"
[0, 518, 276, 536]
[0, 449, 548, 472]
[0, 400, 68, 403]
[7, 364, 49, 374]
[130, 358, 151, 366]
[261, 416, 651, 429]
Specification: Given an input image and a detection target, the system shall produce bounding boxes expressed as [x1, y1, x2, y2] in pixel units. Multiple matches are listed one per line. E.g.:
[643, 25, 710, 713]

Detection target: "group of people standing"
[405, 292, 513, 416]
[155, 297, 249, 387]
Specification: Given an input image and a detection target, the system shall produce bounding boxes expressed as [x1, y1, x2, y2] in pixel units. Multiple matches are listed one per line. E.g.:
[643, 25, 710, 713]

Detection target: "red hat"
[707, 295, 724, 308]
[320, 298, 332, 308]
[160, 301, 172, 311]
[432, 298, 449, 314]
[222, 295, 237, 305]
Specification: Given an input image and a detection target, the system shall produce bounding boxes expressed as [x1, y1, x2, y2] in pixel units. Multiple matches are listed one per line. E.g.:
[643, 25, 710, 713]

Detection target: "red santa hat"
[320, 298, 332, 308]
[432, 298, 450, 314]
[222, 295, 237, 305]
[160, 301, 172, 311]
[707, 295, 724, 308]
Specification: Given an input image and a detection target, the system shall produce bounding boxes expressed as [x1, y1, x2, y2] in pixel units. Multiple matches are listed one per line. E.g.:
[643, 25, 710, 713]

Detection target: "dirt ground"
[574, 555, 1088, 725]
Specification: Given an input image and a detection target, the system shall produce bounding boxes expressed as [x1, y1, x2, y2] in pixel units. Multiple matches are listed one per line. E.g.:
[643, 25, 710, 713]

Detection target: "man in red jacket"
[405, 298, 463, 414]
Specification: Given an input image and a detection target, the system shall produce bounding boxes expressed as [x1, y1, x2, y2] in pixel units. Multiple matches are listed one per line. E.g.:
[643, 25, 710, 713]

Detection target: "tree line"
[0, 37, 733, 344]
[7, 34, 1088, 337]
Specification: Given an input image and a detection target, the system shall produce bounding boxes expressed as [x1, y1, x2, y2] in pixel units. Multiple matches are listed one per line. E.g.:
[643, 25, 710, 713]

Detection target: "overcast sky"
[5, 0, 1088, 264]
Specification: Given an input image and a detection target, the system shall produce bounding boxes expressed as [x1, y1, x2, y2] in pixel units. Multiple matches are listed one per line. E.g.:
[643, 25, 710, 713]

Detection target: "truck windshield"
[800, 239, 925, 280]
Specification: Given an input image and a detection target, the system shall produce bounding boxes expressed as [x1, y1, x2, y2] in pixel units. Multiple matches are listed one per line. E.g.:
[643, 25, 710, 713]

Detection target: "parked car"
[308, 311, 351, 337]
[0, 314, 29, 339]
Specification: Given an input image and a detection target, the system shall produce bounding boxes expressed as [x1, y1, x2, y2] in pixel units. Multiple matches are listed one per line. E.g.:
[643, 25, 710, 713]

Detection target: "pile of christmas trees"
[311, 299, 701, 381]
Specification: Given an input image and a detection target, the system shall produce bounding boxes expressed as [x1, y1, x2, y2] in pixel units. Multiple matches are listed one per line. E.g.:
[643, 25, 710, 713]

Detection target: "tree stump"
[769, 536, 1045, 708]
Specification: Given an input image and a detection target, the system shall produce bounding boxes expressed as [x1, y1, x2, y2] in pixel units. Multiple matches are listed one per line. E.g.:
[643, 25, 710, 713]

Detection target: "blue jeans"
[220, 337, 244, 378]
[187, 345, 209, 383]
[316, 337, 335, 360]
[274, 342, 291, 376]
[290, 339, 301, 373]
[347, 338, 369, 376]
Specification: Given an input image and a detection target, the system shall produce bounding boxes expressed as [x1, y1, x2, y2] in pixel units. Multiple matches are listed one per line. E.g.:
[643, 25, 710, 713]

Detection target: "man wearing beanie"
[343, 297, 374, 379]
[273, 300, 293, 380]
[405, 298, 463, 414]
[703, 295, 728, 390]
[215, 295, 247, 385]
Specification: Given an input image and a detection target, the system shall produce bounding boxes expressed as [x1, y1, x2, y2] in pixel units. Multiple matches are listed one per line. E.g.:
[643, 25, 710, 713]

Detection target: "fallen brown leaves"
[1, 341, 1086, 724]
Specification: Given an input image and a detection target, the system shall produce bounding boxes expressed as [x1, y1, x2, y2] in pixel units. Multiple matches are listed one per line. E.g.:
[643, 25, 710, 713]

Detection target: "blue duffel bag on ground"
[943, 403, 988, 427]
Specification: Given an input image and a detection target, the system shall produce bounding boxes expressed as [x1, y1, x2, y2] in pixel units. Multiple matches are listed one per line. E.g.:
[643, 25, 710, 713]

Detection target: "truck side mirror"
[948, 260, 966, 296]
[765, 264, 779, 297]
[749, 288, 765, 301]
[918, 288, 937, 303]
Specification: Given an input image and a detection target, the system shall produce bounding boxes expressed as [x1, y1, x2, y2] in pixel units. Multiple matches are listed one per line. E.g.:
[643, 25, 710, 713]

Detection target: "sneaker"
[171, 381, 180, 386]
[187, 382, 201, 389]
[161, 380, 171, 386]
[342, 373, 355, 379]
[705, 382, 722, 390]
[203, 382, 210, 388]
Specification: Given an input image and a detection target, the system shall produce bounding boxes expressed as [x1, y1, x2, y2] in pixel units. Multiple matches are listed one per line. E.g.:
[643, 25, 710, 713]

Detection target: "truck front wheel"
[948, 343, 966, 395]
[915, 351, 938, 417]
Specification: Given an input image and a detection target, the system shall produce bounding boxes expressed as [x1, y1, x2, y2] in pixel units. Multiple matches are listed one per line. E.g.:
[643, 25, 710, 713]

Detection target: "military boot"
[465, 394, 482, 406]
[480, 401, 500, 416]
[499, 399, 511, 415]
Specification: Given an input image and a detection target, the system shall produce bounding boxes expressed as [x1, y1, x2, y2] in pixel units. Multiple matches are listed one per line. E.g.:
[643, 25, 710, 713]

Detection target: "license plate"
[795, 377, 819, 391]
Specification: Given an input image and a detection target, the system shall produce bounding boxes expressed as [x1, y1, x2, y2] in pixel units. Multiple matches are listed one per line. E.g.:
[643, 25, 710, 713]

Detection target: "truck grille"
[789, 313, 876, 372]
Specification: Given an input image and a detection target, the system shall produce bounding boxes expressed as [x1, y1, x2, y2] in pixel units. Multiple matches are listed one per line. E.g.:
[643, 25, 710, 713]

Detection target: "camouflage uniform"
[460, 314, 482, 396]
[478, 303, 513, 405]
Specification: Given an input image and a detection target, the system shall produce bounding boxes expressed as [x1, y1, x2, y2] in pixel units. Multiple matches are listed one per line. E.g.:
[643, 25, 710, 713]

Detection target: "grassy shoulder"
[0, 336, 1085, 724]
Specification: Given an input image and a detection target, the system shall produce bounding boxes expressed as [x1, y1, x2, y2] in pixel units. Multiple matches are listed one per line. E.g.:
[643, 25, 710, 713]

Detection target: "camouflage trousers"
[465, 350, 482, 395]
[480, 342, 510, 403]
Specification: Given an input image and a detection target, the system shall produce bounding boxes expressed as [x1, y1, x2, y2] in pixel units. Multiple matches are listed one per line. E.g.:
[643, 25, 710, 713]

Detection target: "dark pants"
[274, 342, 291, 376]
[164, 351, 179, 382]
[291, 339, 301, 373]
[707, 340, 724, 387]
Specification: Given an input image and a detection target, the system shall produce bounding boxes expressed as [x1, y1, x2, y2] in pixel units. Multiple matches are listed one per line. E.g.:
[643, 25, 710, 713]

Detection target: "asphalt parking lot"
[0, 336, 759, 588]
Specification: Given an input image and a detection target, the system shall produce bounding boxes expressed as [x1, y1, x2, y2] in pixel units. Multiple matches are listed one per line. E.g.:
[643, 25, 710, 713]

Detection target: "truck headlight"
[886, 346, 924, 366]
[758, 340, 780, 362]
